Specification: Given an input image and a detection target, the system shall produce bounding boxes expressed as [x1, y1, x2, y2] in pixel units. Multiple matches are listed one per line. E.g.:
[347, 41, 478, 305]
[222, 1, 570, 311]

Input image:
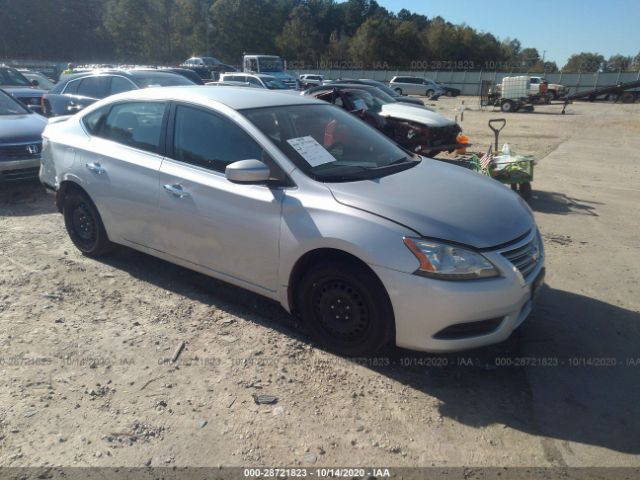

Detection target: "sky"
[374, 0, 640, 67]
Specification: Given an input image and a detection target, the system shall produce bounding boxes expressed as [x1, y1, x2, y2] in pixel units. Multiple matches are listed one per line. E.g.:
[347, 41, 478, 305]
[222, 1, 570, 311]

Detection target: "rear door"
[84, 100, 168, 248]
[157, 103, 284, 293]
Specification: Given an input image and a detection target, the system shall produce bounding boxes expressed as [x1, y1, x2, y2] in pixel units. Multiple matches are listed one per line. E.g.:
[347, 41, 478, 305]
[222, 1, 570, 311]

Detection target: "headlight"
[403, 237, 499, 280]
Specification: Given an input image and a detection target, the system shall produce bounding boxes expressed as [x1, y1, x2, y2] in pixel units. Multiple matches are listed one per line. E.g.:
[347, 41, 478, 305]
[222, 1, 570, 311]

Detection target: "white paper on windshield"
[286, 136, 336, 167]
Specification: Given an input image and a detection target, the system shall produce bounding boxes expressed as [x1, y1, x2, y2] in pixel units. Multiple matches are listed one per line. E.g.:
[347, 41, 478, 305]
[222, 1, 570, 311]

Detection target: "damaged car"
[304, 84, 466, 156]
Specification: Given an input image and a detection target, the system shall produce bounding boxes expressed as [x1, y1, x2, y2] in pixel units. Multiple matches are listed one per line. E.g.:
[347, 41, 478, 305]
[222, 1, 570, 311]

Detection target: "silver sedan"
[39, 86, 545, 355]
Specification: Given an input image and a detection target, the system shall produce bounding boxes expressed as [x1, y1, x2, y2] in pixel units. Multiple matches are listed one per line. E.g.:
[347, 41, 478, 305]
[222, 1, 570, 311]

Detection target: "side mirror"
[31, 79, 39, 86]
[225, 159, 271, 184]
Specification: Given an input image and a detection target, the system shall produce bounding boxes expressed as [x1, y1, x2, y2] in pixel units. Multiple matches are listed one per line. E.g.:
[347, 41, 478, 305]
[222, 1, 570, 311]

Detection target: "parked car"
[40, 86, 544, 355]
[299, 74, 324, 88]
[389, 76, 446, 97]
[180, 56, 236, 80]
[0, 66, 48, 114]
[138, 67, 204, 85]
[18, 70, 56, 90]
[329, 78, 424, 106]
[219, 73, 292, 90]
[41, 69, 195, 117]
[304, 84, 465, 156]
[437, 82, 461, 97]
[0, 89, 47, 181]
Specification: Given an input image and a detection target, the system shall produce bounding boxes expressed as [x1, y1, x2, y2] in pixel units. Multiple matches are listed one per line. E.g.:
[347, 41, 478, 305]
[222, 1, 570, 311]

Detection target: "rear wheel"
[297, 260, 394, 356]
[63, 190, 113, 257]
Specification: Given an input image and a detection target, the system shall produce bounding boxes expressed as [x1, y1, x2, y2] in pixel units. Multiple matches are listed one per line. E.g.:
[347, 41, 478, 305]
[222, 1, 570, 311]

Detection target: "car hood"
[0, 113, 47, 143]
[327, 159, 533, 249]
[379, 102, 456, 127]
[395, 96, 426, 106]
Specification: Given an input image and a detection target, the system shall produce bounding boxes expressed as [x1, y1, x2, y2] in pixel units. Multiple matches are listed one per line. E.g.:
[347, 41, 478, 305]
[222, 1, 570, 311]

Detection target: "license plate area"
[531, 267, 546, 301]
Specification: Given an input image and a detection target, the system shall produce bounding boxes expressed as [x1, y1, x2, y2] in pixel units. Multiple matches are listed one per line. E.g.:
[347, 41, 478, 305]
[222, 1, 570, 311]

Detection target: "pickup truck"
[530, 77, 567, 99]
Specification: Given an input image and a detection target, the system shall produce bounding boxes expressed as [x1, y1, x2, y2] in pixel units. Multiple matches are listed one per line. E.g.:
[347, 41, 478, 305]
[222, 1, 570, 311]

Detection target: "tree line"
[1, 0, 638, 72]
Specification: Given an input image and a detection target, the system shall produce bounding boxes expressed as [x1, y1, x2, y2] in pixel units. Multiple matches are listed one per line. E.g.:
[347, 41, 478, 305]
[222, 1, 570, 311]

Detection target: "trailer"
[561, 79, 640, 114]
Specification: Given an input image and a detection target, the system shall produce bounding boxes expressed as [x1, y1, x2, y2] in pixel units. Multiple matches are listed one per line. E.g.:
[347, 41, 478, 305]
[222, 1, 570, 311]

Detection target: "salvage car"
[0, 89, 47, 181]
[304, 84, 465, 156]
[329, 78, 424, 106]
[0, 66, 48, 114]
[40, 86, 544, 355]
[41, 69, 195, 117]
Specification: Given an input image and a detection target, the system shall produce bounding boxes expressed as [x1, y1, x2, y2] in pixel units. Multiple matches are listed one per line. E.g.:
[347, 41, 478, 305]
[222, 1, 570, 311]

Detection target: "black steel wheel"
[63, 190, 113, 257]
[298, 260, 394, 356]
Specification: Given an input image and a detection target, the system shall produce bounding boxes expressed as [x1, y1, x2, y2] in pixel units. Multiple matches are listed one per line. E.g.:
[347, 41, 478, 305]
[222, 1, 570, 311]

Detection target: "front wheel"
[426, 89, 434, 97]
[394, 87, 403, 95]
[63, 190, 113, 257]
[298, 261, 394, 356]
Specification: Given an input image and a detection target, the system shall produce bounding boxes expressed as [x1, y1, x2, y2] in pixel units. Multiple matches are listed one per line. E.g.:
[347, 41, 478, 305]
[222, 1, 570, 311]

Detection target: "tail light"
[40, 95, 47, 116]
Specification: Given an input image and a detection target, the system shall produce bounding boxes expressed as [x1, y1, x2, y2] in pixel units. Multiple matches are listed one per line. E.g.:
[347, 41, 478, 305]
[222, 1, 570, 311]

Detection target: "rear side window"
[172, 105, 262, 173]
[100, 102, 167, 154]
[62, 79, 80, 95]
[77, 77, 109, 99]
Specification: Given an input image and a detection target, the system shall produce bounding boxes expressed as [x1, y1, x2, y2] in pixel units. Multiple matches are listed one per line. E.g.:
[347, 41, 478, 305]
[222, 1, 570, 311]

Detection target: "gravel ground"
[0, 99, 639, 471]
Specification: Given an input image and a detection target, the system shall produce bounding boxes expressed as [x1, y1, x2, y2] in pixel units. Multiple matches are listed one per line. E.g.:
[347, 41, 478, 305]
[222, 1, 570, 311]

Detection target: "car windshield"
[242, 104, 418, 182]
[134, 75, 195, 88]
[343, 90, 387, 113]
[202, 57, 220, 66]
[258, 58, 284, 73]
[24, 73, 55, 90]
[361, 80, 399, 97]
[262, 77, 289, 90]
[0, 68, 32, 87]
[0, 90, 29, 115]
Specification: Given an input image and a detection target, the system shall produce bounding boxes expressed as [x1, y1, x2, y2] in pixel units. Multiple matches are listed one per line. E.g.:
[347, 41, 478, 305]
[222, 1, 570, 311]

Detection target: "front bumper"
[0, 157, 41, 181]
[372, 232, 545, 352]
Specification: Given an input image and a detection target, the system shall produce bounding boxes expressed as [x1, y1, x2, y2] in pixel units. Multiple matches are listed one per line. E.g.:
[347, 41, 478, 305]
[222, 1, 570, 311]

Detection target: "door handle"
[86, 162, 106, 174]
[163, 184, 191, 198]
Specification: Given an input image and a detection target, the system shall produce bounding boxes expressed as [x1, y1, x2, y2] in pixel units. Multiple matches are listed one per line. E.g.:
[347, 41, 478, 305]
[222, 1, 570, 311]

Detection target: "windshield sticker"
[352, 98, 367, 110]
[286, 136, 337, 167]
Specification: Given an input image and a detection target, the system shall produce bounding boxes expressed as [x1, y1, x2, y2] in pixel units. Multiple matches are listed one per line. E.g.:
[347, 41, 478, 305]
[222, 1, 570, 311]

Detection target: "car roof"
[106, 85, 321, 110]
[308, 84, 379, 94]
[61, 69, 185, 82]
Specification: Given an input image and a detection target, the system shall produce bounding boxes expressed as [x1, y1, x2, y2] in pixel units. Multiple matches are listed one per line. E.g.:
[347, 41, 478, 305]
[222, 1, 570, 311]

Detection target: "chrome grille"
[0, 142, 42, 159]
[501, 233, 542, 278]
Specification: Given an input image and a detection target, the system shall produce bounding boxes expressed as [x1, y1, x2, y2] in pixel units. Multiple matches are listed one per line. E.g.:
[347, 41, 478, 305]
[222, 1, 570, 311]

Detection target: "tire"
[297, 260, 394, 356]
[501, 99, 516, 112]
[446, 90, 453, 97]
[620, 92, 636, 104]
[63, 190, 113, 257]
[394, 87, 403, 95]
[426, 89, 434, 97]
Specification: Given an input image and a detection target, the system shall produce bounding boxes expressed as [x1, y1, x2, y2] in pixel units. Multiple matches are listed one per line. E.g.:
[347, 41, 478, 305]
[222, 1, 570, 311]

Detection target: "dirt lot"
[0, 99, 639, 472]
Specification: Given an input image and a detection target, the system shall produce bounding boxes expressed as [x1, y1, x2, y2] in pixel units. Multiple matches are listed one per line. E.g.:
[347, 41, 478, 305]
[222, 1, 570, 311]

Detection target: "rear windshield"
[0, 68, 32, 87]
[0, 90, 29, 115]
